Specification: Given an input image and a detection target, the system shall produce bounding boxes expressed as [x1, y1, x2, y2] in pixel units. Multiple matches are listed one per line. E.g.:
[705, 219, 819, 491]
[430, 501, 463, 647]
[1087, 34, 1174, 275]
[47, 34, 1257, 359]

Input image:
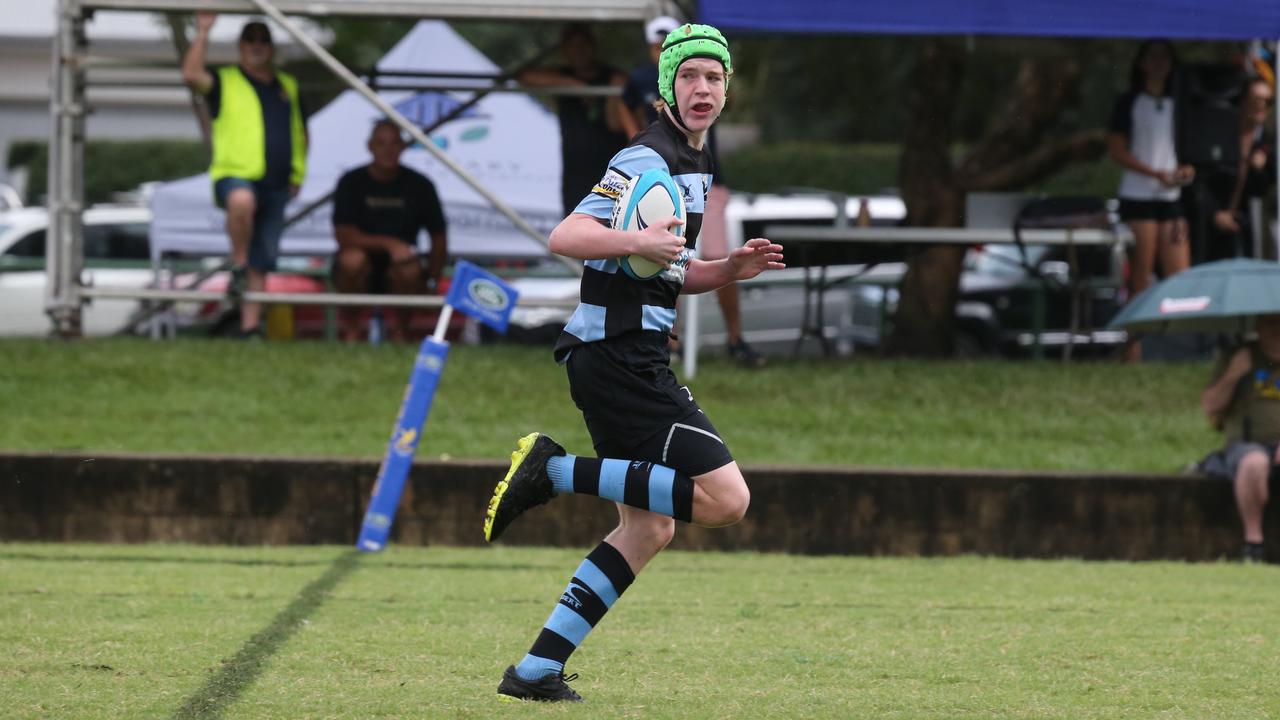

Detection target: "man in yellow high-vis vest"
[182, 12, 307, 339]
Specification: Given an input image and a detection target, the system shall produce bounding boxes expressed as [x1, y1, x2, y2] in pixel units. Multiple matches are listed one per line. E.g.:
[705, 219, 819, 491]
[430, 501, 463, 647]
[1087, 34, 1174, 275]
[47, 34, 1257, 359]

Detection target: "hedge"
[7, 140, 208, 205]
[720, 141, 1121, 199]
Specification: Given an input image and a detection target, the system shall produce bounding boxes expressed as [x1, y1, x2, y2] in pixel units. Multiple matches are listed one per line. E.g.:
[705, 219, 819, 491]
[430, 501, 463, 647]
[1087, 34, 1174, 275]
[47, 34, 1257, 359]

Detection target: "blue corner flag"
[356, 261, 519, 552]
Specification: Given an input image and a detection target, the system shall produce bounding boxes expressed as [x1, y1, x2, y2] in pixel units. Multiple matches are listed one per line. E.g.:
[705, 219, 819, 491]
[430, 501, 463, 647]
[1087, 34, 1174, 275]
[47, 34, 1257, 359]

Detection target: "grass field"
[0, 338, 1219, 472]
[2, 543, 1277, 719]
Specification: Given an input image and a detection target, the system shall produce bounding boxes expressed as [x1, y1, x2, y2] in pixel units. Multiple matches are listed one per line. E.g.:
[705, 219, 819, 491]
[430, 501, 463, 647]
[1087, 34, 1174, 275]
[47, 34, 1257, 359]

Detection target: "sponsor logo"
[467, 278, 510, 313]
[659, 248, 691, 282]
[560, 581, 589, 609]
[393, 428, 418, 456]
[1159, 296, 1211, 314]
[365, 512, 392, 529]
[595, 168, 629, 200]
[416, 353, 444, 372]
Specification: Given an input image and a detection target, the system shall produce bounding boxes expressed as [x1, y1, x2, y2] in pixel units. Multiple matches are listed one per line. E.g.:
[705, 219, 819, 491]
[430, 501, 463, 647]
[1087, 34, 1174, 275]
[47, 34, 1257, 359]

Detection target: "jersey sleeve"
[621, 69, 645, 110]
[1108, 93, 1133, 139]
[331, 171, 360, 228]
[205, 67, 222, 119]
[572, 144, 669, 221]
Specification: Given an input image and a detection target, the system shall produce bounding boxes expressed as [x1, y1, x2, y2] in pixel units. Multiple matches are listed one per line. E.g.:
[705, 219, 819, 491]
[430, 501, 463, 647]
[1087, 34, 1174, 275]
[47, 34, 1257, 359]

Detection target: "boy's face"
[672, 58, 726, 133]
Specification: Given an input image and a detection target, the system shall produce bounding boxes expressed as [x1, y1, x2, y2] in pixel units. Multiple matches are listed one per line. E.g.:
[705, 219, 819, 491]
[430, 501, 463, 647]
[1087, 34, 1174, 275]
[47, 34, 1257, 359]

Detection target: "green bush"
[721, 141, 1122, 199]
[7, 140, 208, 205]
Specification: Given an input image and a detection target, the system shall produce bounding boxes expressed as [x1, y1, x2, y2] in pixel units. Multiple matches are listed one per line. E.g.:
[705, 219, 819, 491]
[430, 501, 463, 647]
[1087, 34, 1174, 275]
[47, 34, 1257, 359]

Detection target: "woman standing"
[1108, 40, 1195, 359]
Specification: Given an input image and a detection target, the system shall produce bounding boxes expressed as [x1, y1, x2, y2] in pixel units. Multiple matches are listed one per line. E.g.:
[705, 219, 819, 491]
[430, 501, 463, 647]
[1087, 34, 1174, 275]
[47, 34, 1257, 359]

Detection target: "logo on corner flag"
[445, 260, 519, 334]
[467, 278, 511, 313]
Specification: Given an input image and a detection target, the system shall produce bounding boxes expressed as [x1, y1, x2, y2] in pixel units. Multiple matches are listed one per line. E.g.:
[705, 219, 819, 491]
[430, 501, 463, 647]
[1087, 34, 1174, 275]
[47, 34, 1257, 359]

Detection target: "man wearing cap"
[182, 12, 307, 339]
[484, 23, 785, 702]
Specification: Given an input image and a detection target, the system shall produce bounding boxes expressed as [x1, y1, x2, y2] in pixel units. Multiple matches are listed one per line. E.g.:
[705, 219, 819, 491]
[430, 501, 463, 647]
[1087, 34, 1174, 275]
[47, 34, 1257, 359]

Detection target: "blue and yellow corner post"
[355, 260, 519, 552]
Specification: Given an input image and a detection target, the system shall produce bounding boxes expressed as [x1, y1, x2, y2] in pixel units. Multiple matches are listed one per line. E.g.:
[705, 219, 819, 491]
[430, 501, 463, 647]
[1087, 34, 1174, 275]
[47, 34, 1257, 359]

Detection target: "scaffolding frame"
[46, 0, 666, 336]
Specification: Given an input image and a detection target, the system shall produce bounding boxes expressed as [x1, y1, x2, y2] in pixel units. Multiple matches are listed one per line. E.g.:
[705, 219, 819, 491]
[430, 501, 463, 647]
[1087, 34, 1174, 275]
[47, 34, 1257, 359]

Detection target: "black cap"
[239, 21, 272, 44]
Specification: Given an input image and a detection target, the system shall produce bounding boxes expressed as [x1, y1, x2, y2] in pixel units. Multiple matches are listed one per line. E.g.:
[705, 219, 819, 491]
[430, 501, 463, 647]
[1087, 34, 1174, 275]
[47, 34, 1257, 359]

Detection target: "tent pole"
[280, 39, 559, 232]
[46, 0, 87, 338]
[247, 0, 580, 275]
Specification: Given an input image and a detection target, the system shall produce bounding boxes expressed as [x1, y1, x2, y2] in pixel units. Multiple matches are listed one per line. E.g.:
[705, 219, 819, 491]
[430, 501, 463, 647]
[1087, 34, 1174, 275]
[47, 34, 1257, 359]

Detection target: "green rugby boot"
[484, 433, 565, 542]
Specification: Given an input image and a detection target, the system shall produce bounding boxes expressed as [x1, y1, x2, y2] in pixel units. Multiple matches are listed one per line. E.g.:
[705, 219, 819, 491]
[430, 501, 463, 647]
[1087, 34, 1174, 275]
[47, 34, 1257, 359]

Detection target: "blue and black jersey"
[553, 112, 714, 363]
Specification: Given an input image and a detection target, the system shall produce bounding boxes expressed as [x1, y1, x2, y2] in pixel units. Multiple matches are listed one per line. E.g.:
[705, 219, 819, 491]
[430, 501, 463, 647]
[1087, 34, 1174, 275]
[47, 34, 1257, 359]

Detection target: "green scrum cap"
[657, 23, 732, 108]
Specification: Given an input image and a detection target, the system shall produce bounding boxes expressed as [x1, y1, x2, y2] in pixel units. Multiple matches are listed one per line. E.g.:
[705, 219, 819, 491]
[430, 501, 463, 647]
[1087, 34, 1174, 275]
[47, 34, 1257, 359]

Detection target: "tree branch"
[958, 58, 1085, 181]
[963, 129, 1108, 192]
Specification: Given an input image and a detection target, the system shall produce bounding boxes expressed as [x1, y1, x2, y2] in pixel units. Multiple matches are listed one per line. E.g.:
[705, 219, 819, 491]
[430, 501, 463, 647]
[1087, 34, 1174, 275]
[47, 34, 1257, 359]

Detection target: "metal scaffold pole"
[46, 0, 88, 338]
[246, 0, 581, 276]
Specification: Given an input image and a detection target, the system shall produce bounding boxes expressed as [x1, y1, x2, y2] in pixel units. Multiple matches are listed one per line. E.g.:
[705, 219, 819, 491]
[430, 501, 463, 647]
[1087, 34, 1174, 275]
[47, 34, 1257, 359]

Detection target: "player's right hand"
[632, 216, 685, 266]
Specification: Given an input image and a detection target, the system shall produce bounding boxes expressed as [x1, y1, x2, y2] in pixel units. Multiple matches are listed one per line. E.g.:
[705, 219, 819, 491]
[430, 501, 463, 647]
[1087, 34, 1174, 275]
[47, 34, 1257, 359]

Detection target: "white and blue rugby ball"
[611, 168, 685, 280]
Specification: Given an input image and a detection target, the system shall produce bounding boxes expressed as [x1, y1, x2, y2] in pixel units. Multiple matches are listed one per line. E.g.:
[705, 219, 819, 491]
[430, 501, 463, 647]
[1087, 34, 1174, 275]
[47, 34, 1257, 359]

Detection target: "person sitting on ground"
[1200, 313, 1280, 563]
[331, 119, 448, 343]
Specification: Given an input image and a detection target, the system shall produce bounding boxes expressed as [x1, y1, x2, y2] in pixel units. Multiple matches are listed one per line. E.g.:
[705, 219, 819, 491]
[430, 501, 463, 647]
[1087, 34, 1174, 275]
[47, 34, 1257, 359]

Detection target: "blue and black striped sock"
[513, 541, 636, 681]
[545, 454, 694, 522]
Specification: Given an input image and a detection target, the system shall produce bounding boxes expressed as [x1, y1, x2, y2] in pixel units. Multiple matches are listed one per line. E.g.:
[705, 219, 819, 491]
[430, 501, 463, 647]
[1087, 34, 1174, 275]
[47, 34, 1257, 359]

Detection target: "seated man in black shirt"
[332, 120, 448, 342]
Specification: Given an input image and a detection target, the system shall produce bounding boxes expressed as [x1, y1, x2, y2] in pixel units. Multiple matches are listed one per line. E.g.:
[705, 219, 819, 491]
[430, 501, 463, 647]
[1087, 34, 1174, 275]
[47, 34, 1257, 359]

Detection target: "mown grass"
[0, 338, 1219, 472]
[2, 543, 1278, 719]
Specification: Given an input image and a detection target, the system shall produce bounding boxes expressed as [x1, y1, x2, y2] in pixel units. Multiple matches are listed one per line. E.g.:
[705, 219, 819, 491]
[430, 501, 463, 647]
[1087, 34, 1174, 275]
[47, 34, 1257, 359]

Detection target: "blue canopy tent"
[700, 0, 1280, 40]
[702, 0, 1280, 261]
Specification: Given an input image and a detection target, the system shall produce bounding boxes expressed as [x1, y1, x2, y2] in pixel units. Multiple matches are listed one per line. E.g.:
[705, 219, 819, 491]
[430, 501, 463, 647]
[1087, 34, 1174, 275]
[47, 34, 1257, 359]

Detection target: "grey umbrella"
[1107, 258, 1280, 334]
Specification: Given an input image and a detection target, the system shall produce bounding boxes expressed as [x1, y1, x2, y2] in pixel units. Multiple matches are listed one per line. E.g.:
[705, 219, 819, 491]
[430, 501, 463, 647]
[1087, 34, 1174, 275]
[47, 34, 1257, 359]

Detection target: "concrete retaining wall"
[2, 452, 1272, 560]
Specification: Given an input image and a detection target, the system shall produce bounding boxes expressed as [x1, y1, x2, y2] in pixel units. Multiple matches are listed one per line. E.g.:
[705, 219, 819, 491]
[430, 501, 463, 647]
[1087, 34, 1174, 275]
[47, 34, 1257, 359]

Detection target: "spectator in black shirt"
[518, 23, 631, 216]
[1206, 76, 1276, 260]
[332, 120, 448, 343]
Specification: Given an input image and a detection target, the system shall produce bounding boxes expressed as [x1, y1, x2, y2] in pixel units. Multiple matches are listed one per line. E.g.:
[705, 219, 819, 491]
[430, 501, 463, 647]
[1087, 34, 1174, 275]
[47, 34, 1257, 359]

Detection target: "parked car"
[0, 205, 153, 336]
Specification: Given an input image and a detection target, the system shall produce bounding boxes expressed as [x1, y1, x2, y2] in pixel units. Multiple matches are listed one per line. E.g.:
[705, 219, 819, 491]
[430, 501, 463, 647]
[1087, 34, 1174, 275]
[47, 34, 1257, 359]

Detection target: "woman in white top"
[1107, 41, 1196, 305]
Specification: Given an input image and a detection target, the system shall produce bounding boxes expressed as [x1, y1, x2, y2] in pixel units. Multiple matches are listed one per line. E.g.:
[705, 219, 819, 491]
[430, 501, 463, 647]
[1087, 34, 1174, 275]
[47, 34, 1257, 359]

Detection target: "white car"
[0, 205, 153, 336]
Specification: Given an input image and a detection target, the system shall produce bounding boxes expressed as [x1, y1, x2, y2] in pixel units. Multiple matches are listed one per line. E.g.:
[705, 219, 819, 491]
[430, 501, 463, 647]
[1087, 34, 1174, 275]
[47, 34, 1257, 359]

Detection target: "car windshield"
[967, 244, 1049, 278]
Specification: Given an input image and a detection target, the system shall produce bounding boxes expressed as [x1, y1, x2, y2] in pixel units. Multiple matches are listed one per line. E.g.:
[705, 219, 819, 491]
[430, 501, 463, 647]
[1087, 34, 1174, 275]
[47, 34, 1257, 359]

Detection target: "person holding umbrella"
[1109, 259, 1280, 562]
[1201, 313, 1280, 563]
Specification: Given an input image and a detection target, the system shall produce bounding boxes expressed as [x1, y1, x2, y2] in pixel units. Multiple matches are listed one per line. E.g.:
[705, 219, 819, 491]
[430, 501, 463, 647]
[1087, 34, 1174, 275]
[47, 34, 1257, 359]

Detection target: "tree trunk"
[886, 39, 967, 357]
[887, 49, 1107, 357]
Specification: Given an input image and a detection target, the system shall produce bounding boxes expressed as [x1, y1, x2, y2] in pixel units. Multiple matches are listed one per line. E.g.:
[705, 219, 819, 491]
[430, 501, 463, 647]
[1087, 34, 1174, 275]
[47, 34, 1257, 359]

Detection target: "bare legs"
[1123, 217, 1190, 361]
[1235, 450, 1270, 545]
[223, 188, 264, 333]
[604, 461, 750, 574]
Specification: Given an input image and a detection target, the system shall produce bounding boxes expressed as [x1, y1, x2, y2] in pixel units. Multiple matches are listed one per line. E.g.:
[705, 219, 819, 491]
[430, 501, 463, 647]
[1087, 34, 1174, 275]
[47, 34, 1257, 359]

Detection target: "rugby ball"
[611, 168, 685, 280]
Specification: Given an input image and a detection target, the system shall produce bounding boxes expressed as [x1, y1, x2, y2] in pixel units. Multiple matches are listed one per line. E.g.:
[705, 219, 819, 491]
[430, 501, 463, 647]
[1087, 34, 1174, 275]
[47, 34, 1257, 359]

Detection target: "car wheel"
[952, 330, 990, 359]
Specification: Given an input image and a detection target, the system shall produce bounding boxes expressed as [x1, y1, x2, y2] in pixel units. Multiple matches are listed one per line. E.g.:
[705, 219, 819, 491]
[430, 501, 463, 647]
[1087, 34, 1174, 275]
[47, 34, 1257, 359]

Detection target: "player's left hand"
[726, 238, 784, 281]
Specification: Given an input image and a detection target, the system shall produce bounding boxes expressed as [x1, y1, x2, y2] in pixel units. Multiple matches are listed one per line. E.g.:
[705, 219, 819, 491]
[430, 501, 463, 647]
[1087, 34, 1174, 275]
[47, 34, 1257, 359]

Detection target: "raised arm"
[181, 11, 216, 94]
